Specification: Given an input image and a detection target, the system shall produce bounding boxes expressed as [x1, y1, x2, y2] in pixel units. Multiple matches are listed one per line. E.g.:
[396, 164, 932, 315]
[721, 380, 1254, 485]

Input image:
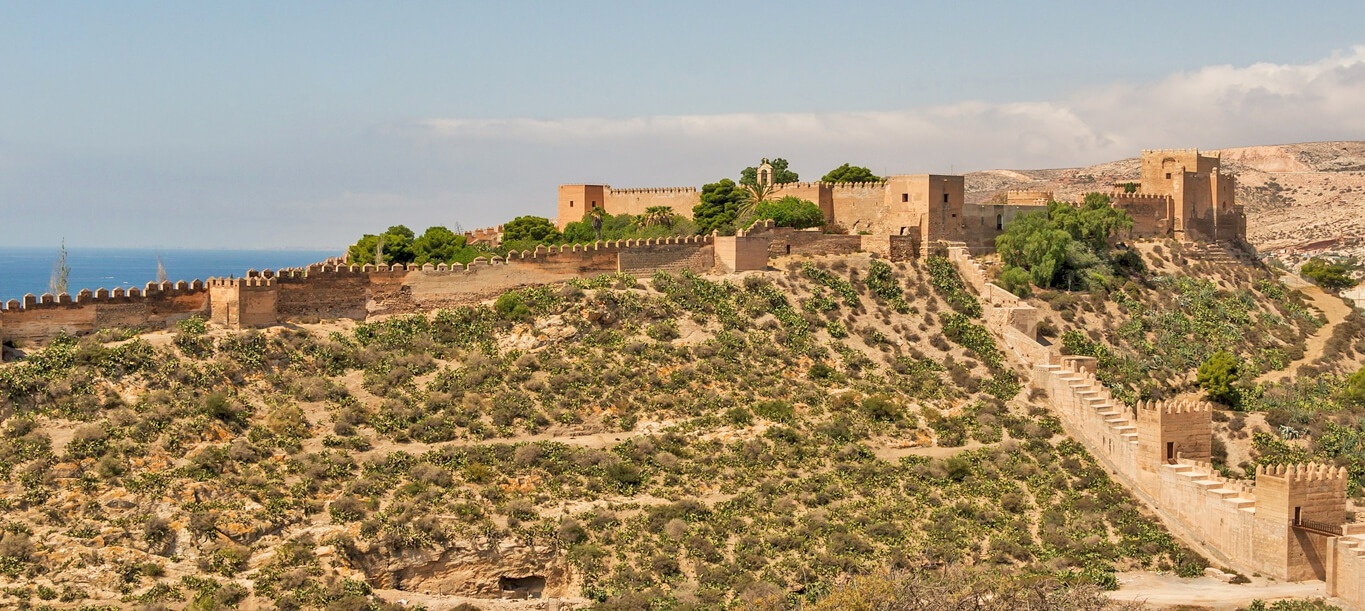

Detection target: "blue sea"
[0, 248, 341, 303]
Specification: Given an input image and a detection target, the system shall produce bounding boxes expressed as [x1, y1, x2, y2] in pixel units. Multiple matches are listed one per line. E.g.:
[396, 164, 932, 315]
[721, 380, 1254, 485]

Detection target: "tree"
[502, 216, 561, 244]
[821, 163, 881, 183]
[1300, 258, 1358, 291]
[995, 199, 1133, 290]
[585, 206, 607, 241]
[693, 179, 748, 234]
[49, 239, 70, 295]
[996, 211, 1073, 288]
[1197, 350, 1243, 407]
[412, 226, 471, 265]
[347, 225, 416, 265]
[740, 182, 776, 221]
[752, 196, 825, 229]
[740, 158, 798, 188]
[639, 206, 676, 229]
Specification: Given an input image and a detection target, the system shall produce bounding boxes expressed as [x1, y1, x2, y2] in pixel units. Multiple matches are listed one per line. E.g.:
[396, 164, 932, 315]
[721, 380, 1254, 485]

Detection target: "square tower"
[1253, 464, 1348, 581]
[557, 185, 608, 229]
[1137, 400, 1212, 470]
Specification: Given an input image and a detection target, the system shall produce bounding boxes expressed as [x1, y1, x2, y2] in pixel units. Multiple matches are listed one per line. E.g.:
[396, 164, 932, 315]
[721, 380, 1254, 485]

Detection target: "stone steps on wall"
[1162, 463, 1258, 512]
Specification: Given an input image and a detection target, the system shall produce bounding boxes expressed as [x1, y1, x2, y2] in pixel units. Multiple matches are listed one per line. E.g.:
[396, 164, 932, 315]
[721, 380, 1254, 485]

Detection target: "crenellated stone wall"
[0, 281, 210, 341]
[947, 247, 1353, 594]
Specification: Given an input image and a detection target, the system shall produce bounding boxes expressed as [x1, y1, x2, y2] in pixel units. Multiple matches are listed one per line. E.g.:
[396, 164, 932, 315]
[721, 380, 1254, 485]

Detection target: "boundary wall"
[1, 227, 927, 344]
[0, 281, 210, 342]
[946, 247, 1362, 605]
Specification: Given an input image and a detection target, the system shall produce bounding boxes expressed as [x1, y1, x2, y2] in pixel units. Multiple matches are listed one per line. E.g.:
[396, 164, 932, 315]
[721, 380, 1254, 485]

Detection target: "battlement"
[828, 180, 886, 190]
[1138, 399, 1213, 415]
[1, 279, 212, 312]
[207, 276, 275, 289]
[1143, 148, 1204, 156]
[606, 186, 698, 195]
[1257, 463, 1351, 483]
[1111, 192, 1174, 202]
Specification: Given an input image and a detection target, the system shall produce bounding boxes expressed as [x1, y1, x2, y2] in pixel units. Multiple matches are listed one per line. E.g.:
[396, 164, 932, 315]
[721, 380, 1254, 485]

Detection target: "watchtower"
[1137, 399, 1212, 471]
[1254, 463, 1348, 581]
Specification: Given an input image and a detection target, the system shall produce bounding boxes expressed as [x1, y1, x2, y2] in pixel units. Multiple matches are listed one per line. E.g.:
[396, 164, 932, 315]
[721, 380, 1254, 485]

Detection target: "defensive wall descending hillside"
[946, 246, 1365, 607]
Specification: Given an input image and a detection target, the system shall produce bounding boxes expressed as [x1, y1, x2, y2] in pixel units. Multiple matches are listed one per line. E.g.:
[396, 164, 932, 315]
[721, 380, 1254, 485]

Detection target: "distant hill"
[966, 141, 1365, 255]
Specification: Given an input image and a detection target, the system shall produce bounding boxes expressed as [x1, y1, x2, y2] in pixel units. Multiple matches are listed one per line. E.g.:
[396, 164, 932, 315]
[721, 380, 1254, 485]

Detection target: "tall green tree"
[740, 158, 798, 188]
[585, 206, 607, 241]
[411, 226, 469, 265]
[821, 163, 881, 183]
[347, 225, 416, 265]
[1301, 258, 1358, 291]
[502, 216, 561, 244]
[995, 199, 1133, 290]
[693, 179, 748, 234]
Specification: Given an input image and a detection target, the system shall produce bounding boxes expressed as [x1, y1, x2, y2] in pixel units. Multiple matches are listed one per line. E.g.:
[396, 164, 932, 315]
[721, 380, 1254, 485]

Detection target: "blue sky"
[3, 1, 1365, 249]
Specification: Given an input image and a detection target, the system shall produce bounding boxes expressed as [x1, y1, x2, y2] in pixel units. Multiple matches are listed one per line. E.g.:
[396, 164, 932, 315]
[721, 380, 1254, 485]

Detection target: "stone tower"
[756, 159, 774, 187]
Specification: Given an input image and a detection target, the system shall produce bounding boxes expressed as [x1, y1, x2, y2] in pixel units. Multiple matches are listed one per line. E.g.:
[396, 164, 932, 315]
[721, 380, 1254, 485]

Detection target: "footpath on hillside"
[1256, 273, 1356, 385]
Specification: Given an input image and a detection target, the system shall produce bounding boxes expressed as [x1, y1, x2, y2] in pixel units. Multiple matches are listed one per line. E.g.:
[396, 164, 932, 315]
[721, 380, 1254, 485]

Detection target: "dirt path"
[1105, 571, 1340, 609]
[1257, 273, 1355, 384]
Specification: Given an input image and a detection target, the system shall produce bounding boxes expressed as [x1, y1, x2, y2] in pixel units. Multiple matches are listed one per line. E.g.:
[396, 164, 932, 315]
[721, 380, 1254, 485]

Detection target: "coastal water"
[0, 248, 340, 303]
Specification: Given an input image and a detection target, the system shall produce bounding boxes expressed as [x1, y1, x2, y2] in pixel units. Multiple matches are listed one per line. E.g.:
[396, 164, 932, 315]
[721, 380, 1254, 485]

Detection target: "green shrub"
[1197, 351, 1243, 407]
[998, 266, 1032, 298]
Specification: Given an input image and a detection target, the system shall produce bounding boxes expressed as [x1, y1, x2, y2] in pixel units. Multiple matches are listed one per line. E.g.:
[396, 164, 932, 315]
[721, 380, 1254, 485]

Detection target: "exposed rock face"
[362, 539, 569, 599]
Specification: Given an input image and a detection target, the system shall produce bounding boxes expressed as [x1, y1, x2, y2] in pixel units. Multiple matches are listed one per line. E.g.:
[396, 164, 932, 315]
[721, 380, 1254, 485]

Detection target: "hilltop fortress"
[0, 149, 1245, 346]
[7, 148, 1365, 607]
[558, 149, 1247, 249]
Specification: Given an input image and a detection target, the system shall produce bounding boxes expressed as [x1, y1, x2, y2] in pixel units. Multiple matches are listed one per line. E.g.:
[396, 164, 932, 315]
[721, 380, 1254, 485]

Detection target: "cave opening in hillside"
[499, 575, 546, 598]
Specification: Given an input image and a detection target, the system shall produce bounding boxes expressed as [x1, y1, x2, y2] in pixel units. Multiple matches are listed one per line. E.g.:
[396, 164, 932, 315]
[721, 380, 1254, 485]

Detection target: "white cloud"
[412, 45, 1365, 179]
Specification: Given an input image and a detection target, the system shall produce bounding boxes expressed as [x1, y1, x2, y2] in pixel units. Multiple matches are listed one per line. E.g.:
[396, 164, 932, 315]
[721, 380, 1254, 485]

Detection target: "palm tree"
[586, 206, 607, 241]
[640, 206, 676, 230]
[739, 182, 776, 224]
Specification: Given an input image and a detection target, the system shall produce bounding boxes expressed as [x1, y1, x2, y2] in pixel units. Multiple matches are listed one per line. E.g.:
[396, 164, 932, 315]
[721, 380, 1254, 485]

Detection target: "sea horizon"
[0, 247, 342, 304]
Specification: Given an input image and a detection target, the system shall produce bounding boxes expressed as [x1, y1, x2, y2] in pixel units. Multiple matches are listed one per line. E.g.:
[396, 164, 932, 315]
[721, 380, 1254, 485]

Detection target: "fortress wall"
[961, 204, 1046, 251]
[1111, 193, 1172, 237]
[276, 266, 374, 321]
[827, 182, 885, 231]
[1, 283, 210, 342]
[714, 235, 770, 273]
[1154, 458, 1258, 568]
[617, 242, 715, 274]
[772, 182, 832, 220]
[858, 234, 920, 261]
[1329, 537, 1365, 603]
[604, 187, 699, 218]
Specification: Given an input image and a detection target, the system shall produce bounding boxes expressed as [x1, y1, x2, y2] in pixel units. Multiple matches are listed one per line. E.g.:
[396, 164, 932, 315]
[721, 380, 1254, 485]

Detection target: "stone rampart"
[0, 281, 210, 341]
[948, 247, 1352, 590]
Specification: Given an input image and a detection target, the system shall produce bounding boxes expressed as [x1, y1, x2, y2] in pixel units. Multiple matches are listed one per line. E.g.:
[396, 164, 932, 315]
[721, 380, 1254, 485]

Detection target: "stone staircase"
[1039, 362, 1139, 445]
[1162, 461, 1257, 512]
[1182, 241, 1258, 266]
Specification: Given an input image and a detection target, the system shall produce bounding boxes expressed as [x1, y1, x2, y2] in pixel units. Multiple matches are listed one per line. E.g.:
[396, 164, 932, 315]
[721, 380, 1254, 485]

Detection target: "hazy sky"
[4, 1, 1365, 250]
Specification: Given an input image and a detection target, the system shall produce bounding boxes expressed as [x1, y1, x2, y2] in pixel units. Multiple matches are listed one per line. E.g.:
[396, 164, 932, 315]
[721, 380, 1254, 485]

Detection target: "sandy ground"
[1106, 571, 1343, 609]
[373, 589, 589, 610]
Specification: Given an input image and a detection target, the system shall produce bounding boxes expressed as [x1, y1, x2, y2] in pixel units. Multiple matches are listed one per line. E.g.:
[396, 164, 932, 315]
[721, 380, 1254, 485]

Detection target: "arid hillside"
[966, 141, 1365, 257]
